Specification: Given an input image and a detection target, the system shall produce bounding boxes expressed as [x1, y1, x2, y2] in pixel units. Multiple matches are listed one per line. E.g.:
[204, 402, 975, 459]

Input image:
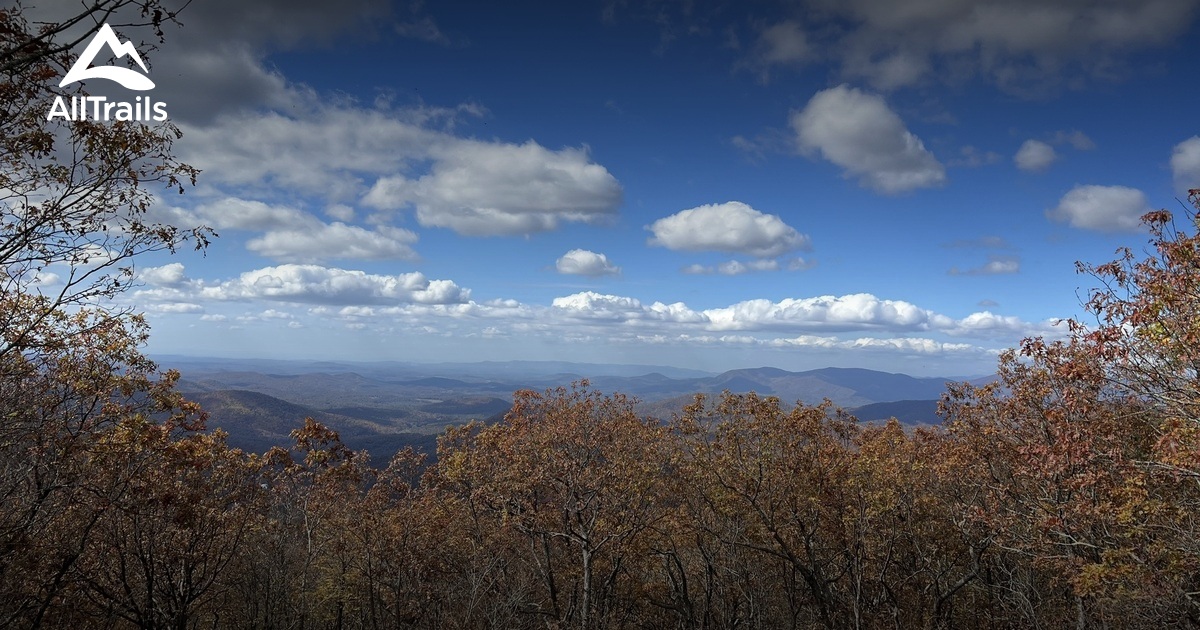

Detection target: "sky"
[32, 0, 1200, 377]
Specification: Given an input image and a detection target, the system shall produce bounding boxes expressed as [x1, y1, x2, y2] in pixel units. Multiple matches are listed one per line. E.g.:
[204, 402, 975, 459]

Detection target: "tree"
[0, 4, 230, 626]
[0, 0, 210, 360]
[938, 189, 1200, 628]
[440, 383, 674, 629]
[670, 392, 859, 627]
[0, 310, 210, 627]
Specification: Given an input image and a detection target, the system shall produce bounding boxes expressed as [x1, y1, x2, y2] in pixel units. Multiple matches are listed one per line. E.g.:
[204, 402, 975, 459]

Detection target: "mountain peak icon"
[59, 23, 155, 91]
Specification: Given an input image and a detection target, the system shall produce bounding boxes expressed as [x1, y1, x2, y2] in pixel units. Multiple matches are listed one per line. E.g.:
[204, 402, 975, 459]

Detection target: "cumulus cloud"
[545, 290, 1053, 340]
[1014, 140, 1057, 172]
[647, 201, 811, 258]
[125, 257, 1054, 358]
[1047, 185, 1151, 232]
[364, 141, 622, 236]
[552, 292, 707, 324]
[556, 249, 621, 277]
[246, 224, 419, 262]
[140, 263, 188, 287]
[200, 264, 470, 305]
[948, 311, 1042, 338]
[194, 198, 307, 231]
[1171, 136, 1200, 193]
[179, 197, 420, 263]
[51, 5, 624, 244]
[179, 107, 443, 200]
[791, 85, 946, 194]
[703, 293, 937, 332]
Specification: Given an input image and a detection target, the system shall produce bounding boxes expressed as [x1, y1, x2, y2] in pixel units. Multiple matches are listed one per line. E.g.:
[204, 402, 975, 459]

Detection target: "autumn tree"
[440, 383, 675, 629]
[666, 393, 852, 626]
[939, 190, 1200, 628]
[0, 4, 236, 627]
[0, 0, 209, 359]
[0, 309, 211, 627]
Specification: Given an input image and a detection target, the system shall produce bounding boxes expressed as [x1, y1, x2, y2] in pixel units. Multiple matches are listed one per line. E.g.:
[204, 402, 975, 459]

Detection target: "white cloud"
[767, 335, 988, 356]
[716, 260, 780, 275]
[145, 17, 626, 242]
[1014, 140, 1057, 172]
[33, 272, 60, 286]
[552, 292, 648, 320]
[364, 141, 622, 236]
[946, 311, 1044, 338]
[545, 291, 1052, 340]
[647, 201, 811, 257]
[196, 199, 308, 231]
[682, 259, 812, 275]
[176, 198, 419, 263]
[326, 204, 356, 222]
[556, 249, 620, 277]
[148, 303, 205, 314]
[703, 293, 934, 332]
[949, 256, 1021, 276]
[1171, 136, 1200, 193]
[127, 256, 1054, 359]
[551, 292, 707, 324]
[1047, 185, 1151, 232]
[200, 264, 470, 305]
[179, 107, 442, 200]
[791, 85, 946, 194]
[246, 224, 418, 262]
[140, 263, 188, 287]
[787, 258, 817, 271]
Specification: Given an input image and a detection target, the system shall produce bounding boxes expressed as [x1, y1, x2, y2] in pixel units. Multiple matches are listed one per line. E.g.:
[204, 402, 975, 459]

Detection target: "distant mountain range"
[186, 389, 440, 460]
[163, 356, 993, 459]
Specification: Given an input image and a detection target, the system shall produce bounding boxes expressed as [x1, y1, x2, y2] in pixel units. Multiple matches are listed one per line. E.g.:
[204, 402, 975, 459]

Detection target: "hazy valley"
[166, 355, 980, 457]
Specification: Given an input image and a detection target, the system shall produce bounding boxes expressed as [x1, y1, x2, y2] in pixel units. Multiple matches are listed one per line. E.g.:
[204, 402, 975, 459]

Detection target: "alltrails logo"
[47, 23, 168, 122]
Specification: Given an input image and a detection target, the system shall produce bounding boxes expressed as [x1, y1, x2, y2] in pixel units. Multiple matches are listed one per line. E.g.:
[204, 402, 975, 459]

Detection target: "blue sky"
[44, 0, 1200, 376]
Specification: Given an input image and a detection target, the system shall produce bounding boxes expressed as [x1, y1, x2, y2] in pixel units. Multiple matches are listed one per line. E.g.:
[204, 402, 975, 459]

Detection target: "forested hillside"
[5, 3, 1200, 628]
